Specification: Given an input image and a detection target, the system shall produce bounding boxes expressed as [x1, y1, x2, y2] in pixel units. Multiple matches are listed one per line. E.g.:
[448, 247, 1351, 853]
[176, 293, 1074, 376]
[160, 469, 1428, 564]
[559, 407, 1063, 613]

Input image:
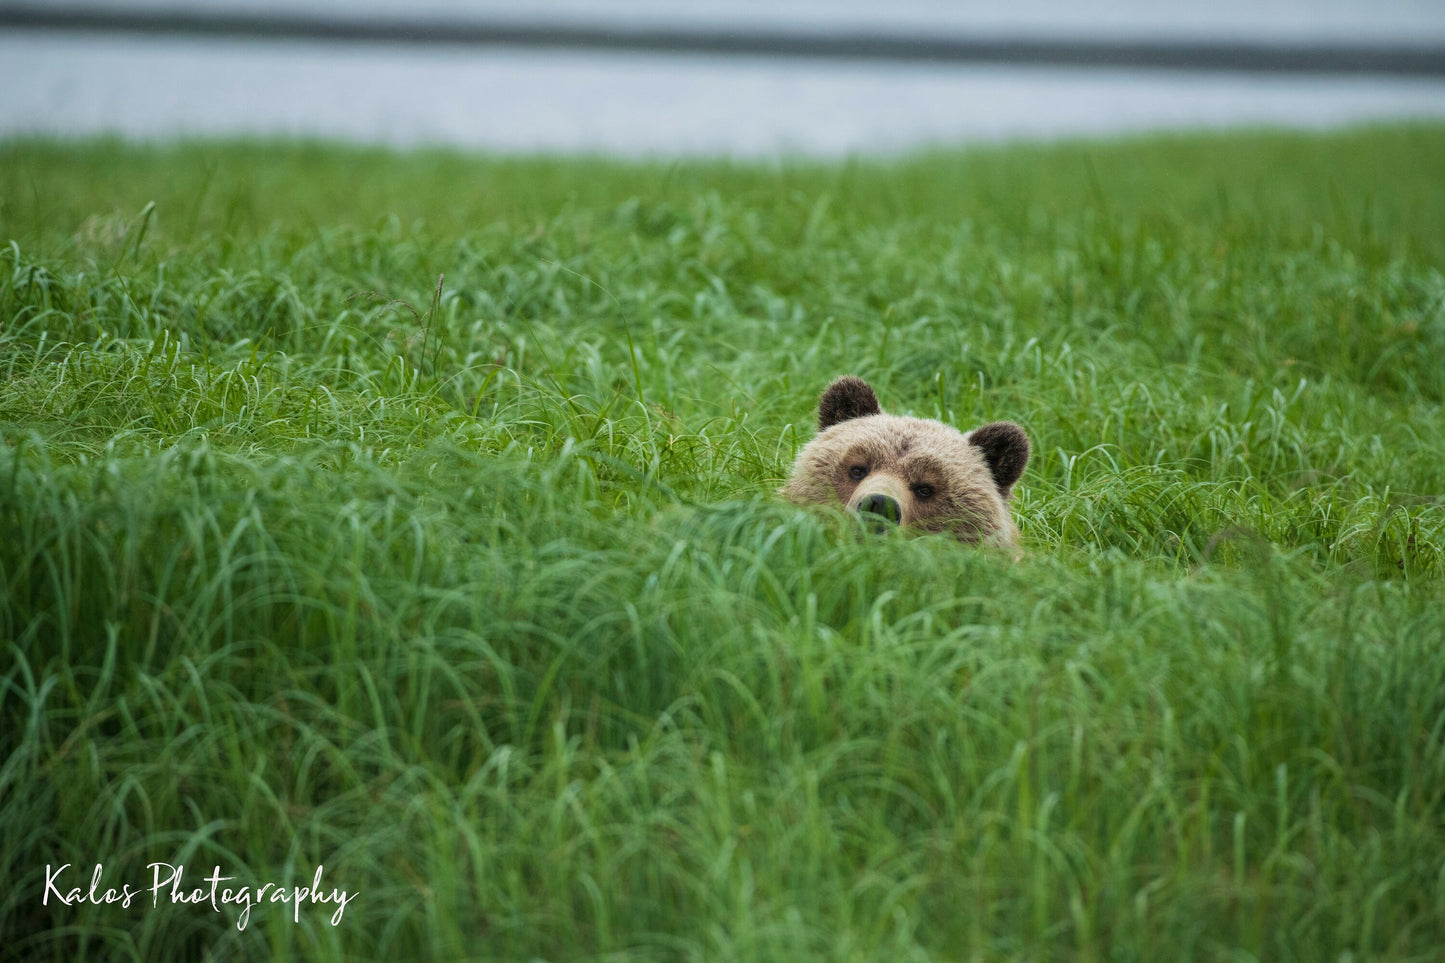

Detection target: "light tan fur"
[782, 412, 1022, 547]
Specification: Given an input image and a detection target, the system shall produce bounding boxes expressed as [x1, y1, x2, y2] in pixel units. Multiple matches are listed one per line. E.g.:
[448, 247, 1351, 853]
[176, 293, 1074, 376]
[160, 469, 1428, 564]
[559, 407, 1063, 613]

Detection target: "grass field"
[2, 125, 1444, 961]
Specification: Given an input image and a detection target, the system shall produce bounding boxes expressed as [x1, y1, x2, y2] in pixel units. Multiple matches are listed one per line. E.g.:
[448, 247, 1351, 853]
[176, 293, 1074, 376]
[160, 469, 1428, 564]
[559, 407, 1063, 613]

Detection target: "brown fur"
[818, 375, 881, 430]
[782, 377, 1029, 547]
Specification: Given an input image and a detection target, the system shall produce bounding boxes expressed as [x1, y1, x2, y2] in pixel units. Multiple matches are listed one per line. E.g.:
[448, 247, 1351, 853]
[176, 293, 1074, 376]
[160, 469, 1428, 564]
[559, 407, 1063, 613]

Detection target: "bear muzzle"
[856, 493, 902, 531]
[847, 476, 909, 532]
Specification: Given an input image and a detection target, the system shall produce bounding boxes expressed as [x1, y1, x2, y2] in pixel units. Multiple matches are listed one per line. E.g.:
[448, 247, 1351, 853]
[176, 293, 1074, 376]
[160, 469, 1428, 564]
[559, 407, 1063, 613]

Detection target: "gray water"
[25, 0, 1445, 44]
[5, 1, 1445, 157]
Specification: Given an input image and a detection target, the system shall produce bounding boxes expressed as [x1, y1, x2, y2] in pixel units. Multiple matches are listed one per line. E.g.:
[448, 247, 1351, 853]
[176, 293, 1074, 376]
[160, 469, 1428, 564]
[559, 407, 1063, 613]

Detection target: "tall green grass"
[2, 125, 1444, 961]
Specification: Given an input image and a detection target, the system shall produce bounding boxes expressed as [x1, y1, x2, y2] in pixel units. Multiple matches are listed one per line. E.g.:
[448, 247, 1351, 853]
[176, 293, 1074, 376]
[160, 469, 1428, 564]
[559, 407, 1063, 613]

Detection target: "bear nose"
[856, 493, 901, 529]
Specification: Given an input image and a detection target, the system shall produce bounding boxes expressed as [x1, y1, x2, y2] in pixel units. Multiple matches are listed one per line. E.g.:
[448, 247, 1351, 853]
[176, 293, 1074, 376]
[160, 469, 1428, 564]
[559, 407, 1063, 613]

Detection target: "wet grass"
[2, 124, 1444, 961]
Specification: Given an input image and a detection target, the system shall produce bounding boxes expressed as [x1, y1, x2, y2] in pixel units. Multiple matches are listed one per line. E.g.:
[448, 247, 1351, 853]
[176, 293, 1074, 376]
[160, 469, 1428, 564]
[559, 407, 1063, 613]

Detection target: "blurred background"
[2, 0, 1443, 156]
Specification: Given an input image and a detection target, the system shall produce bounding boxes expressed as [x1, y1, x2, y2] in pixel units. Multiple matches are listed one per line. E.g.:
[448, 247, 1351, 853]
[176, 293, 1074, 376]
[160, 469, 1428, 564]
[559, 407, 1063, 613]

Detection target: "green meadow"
[2, 125, 1444, 961]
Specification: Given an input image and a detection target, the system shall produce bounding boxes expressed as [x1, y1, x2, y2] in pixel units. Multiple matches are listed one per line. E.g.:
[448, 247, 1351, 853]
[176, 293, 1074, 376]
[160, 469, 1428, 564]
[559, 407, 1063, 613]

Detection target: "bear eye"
[848, 464, 868, 481]
[912, 483, 936, 500]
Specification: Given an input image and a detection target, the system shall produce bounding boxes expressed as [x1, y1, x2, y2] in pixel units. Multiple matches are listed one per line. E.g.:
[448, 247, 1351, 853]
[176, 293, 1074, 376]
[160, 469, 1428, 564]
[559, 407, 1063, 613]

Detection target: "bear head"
[781, 376, 1030, 547]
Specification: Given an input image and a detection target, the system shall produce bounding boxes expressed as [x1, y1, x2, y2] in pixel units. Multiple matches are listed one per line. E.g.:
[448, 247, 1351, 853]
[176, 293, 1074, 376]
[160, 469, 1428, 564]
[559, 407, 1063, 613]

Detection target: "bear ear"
[818, 376, 882, 431]
[969, 421, 1030, 496]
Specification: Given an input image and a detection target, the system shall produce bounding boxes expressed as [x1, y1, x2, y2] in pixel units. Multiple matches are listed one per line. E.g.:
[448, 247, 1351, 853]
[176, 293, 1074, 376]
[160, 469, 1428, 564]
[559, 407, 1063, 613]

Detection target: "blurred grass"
[2, 124, 1444, 961]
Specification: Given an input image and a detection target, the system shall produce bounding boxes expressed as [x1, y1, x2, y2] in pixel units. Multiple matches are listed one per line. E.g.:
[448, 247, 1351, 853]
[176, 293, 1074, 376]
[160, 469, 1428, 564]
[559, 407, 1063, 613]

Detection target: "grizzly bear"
[781, 376, 1030, 547]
